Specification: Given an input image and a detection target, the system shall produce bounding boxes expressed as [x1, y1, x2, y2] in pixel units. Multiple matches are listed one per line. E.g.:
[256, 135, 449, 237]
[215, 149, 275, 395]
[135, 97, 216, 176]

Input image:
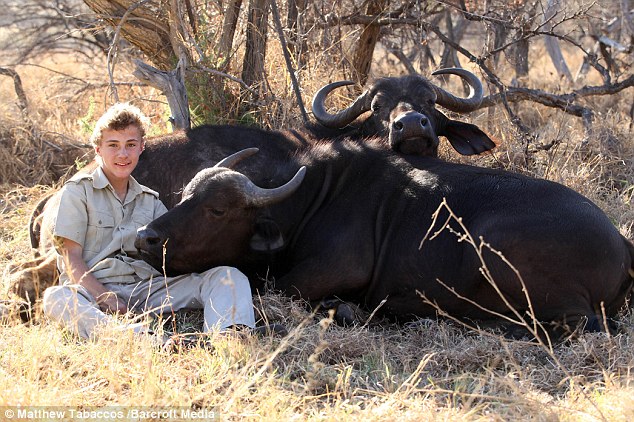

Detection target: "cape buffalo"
[310, 68, 496, 157]
[136, 140, 634, 338]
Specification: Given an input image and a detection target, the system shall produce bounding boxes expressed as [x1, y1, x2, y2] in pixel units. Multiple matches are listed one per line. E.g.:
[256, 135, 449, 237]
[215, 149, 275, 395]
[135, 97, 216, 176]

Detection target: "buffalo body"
[136, 136, 634, 334]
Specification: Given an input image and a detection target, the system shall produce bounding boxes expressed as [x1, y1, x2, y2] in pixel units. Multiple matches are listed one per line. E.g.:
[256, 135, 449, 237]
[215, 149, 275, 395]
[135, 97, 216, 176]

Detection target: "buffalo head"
[312, 68, 495, 157]
[135, 148, 306, 275]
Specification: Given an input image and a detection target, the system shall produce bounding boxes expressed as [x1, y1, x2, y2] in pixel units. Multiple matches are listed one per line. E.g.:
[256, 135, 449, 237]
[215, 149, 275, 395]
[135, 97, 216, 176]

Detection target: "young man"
[42, 103, 260, 345]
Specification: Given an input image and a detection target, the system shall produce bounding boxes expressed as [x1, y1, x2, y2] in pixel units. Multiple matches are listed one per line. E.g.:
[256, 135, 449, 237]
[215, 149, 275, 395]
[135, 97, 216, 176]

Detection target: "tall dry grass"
[1, 28, 633, 421]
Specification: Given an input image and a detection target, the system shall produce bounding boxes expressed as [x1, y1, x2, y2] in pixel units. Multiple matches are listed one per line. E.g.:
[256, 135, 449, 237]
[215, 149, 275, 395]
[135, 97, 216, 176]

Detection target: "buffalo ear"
[249, 217, 285, 252]
[442, 120, 496, 156]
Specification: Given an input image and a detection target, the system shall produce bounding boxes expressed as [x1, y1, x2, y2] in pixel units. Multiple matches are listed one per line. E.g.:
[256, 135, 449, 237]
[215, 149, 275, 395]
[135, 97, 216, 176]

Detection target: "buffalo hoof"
[251, 323, 288, 337]
[584, 315, 618, 334]
[333, 302, 366, 326]
[318, 298, 368, 326]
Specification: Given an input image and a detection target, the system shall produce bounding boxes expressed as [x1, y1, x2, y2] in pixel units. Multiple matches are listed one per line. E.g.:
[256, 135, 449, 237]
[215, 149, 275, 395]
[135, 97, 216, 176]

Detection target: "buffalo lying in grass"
[135, 139, 634, 338]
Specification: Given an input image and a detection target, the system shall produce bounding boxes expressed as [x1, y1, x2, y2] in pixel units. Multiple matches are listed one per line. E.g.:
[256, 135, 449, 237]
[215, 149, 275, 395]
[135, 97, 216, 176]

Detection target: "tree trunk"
[513, 35, 530, 81]
[286, 0, 307, 69]
[271, 0, 308, 123]
[352, 0, 388, 85]
[543, 0, 573, 83]
[218, 0, 243, 71]
[440, 11, 469, 70]
[241, 0, 269, 91]
[382, 39, 417, 74]
[484, 14, 508, 132]
[82, 0, 176, 70]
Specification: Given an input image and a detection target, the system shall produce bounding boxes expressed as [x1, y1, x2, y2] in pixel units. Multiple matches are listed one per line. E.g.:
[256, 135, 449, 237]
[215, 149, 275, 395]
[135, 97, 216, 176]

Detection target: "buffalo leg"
[317, 297, 368, 326]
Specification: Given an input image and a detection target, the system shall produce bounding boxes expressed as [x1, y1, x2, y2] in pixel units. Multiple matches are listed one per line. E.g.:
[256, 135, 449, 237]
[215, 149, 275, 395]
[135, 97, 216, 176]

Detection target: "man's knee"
[204, 266, 250, 289]
[42, 285, 81, 318]
[42, 286, 66, 315]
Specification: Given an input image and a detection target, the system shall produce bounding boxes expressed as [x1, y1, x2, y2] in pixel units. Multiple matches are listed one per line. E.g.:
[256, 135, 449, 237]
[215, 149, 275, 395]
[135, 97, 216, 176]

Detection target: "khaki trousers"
[42, 266, 256, 339]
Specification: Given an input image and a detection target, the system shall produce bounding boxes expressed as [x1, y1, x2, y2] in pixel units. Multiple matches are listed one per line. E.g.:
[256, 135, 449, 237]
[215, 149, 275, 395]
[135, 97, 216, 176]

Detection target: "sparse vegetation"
[1, 0, 633, 419]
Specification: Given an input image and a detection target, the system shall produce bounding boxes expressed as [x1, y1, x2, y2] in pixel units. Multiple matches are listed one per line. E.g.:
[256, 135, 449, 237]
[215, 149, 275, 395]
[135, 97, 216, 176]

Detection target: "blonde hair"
[89, 103, 151, 146]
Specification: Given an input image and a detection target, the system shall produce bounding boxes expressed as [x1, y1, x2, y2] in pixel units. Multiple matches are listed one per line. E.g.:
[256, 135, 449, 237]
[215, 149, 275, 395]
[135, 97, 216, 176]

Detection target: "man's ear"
[249, 216, 285, 252]
[442, 120, 497, 156]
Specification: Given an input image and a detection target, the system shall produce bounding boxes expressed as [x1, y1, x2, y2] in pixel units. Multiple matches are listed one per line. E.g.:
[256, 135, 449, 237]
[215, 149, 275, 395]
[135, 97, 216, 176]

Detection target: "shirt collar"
[92, 166, 144, 202]
[91, 166, 111, 190]
[127, 175, 144, 198]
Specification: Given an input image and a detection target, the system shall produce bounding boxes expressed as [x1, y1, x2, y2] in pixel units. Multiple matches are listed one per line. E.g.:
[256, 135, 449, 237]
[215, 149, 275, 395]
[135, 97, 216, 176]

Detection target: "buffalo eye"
[208, 208, 226, 217]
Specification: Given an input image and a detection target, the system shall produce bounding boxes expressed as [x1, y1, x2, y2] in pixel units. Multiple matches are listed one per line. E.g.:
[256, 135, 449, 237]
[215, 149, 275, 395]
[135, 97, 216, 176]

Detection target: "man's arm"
[59, 237, 128, 314]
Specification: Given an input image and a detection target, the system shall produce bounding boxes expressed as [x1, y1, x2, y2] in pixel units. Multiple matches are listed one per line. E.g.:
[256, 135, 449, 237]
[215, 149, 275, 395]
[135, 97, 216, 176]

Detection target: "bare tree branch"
[132, 59, 190, 130]
[189, 67, 257, 97]
[0, 2, 110, 65]
[106, 0, 154, 102]
[270, 0, 308, 124]
[480, 75, 634, 114]
[0, 67, 29, 118]
[83, 0, 175, 70]
[480, 75, 634, 138]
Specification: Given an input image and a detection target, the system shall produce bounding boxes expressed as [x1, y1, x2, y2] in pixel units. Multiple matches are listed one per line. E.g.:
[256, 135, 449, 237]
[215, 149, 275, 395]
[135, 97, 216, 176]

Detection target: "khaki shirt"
[53, 166, 168, 285]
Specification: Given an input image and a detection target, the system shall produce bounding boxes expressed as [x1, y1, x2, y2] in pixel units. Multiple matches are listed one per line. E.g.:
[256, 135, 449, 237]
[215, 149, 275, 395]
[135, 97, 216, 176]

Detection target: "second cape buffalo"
[309, 67, 496, 157]
[136, 139, 634, 337]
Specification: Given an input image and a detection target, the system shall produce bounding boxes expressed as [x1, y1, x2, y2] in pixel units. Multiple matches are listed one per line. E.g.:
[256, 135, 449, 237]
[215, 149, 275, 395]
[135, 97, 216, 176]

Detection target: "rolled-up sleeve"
[53, 183, 88, 249]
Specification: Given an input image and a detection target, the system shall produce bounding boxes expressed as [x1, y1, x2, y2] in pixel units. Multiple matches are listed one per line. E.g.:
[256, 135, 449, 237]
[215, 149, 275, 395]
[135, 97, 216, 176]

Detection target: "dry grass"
[3, 300, 634, 420]
[1, 24, 634, 420]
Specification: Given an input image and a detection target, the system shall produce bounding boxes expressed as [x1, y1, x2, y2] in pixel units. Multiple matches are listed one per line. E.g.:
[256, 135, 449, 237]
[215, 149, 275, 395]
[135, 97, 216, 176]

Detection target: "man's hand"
[96, 291, 128, 314]
[59, 237, 129, 315]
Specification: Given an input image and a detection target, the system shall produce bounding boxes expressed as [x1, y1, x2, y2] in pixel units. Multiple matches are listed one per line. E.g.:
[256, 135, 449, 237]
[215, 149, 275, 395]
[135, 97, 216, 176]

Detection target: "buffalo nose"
[135, 226, 163, 251]
[392, 112, 429, 133]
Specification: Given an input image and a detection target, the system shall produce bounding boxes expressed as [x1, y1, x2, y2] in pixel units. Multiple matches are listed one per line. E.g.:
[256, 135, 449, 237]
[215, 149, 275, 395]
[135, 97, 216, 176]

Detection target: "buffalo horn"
[431, 68, 483, 113]
[214, 147, 259, 169]
[244, 166, 307, 207]
[311, 81, 371, 128]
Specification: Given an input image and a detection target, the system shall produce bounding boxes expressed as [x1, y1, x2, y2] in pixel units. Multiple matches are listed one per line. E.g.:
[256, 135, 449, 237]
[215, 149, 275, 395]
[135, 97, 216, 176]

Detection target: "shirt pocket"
[131, 208, 155, 228]
[85, 210, 115, 254]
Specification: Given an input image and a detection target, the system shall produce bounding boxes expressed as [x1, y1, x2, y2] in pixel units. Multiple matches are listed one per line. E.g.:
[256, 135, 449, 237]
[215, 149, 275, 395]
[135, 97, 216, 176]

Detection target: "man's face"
[95, 125, 144, 184]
